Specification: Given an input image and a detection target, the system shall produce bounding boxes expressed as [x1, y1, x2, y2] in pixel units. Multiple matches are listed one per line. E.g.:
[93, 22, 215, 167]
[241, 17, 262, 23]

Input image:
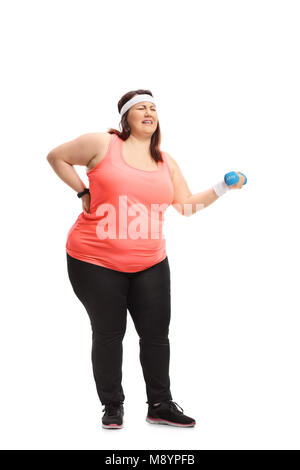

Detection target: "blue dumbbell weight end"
[224, 171, 247, 186]
[240, 173, 247, 184]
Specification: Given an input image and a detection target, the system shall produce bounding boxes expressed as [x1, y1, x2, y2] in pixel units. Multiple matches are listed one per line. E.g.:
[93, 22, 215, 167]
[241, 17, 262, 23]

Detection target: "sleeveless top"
[65, 133, 174, 272]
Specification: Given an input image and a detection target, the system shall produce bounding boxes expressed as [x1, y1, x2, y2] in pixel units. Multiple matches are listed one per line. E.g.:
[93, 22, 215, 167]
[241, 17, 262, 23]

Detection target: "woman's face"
[127, 101, 157, 135]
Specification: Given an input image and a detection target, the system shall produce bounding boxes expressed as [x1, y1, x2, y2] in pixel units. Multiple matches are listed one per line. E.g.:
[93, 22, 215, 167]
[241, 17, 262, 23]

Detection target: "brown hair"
[107, 89, 163, 164]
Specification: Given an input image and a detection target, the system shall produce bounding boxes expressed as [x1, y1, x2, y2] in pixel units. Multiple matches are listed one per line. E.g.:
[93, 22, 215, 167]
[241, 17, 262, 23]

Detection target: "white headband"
[119, 94, 156, 117]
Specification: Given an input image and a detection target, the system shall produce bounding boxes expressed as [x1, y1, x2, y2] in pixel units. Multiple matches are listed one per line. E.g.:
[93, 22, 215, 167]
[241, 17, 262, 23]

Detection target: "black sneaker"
[146, 400, 196, 427]
[102, 401, 124, 429]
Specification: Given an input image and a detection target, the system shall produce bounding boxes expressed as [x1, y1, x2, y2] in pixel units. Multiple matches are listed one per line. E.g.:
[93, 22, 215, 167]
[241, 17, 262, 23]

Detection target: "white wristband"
[212, 180, 229, 197]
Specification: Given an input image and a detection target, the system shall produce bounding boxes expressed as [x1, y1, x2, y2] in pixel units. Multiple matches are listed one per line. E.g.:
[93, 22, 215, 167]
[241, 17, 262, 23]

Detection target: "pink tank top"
[66, 133, 174, 272]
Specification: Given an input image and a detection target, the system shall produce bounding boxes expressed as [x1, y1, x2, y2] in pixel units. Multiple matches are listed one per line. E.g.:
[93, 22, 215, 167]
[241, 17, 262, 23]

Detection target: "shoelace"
[102, 402, 123, 416]
[147, 400, 184, 414]
[168, 400, 184, 414]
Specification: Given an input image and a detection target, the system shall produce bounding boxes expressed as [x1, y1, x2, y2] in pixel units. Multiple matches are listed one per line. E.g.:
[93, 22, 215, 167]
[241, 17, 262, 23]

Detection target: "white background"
[1, 0, 299, 450]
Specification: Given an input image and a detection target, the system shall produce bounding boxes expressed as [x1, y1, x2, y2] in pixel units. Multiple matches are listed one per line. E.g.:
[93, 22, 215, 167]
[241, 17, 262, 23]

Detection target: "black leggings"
[66, 253, 173, 406]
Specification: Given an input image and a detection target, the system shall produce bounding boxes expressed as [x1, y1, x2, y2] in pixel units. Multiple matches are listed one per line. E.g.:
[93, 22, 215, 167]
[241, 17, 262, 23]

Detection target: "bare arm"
[165, 152, 245, 216]
[46, 132, 104, 193]
[165, 152, 220, 216]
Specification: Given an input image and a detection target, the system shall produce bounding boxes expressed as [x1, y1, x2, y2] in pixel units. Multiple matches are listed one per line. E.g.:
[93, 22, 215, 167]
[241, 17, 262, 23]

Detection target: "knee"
[92, 328, 126, 346]
[139, 334, 170, 346]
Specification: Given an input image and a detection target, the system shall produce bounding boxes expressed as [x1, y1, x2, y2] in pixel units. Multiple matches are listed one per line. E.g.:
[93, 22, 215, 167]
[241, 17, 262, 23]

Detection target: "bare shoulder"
[163, 151, 178, 178]
[94, 132, 113, 154]
[86, 132, 113, 170]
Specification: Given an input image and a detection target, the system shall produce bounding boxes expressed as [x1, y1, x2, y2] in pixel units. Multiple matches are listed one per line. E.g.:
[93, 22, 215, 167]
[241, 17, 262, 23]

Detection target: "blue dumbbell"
[224, 171, 247, 186]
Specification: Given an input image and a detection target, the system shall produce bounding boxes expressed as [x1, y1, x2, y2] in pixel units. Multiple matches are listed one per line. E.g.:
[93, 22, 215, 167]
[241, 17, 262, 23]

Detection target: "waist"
[66, 244, 167, 272]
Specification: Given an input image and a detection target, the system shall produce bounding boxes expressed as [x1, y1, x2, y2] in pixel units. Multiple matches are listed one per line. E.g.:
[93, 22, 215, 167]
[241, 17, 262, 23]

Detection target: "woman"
[47, 89, 245, 430]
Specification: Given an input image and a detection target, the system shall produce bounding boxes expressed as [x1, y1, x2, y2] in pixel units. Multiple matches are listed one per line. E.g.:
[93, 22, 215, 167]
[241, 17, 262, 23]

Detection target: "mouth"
[142, 120, 153, 125]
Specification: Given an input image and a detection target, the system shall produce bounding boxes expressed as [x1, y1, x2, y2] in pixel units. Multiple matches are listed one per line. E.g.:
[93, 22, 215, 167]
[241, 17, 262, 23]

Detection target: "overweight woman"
[47, 89, 246, 430]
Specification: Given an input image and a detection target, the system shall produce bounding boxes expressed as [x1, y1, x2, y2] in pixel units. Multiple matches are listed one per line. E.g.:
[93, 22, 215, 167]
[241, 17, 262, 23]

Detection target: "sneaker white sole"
[102, 422, 123, 429]
[146, 417, 195, 427]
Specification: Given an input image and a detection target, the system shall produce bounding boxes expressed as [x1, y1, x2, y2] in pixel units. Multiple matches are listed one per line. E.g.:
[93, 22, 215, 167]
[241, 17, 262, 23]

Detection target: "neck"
[126, 133, 152, 148]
